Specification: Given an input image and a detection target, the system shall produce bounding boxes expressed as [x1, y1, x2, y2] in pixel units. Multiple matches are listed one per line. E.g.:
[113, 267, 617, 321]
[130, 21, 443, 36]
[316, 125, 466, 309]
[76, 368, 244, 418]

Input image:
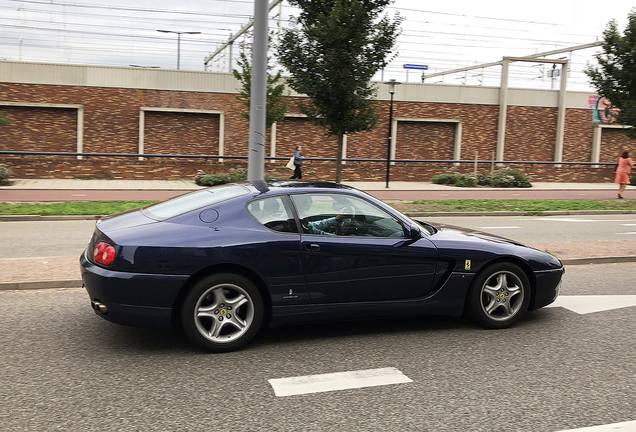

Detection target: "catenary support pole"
[248, 0, 268, 182]
[496, 59, 510, 161]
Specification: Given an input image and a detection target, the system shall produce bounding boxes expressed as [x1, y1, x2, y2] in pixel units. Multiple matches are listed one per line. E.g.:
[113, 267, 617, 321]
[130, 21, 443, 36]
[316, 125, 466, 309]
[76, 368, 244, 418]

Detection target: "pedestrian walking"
[289, 145, 303, 180]
[615, 150, 634, 199]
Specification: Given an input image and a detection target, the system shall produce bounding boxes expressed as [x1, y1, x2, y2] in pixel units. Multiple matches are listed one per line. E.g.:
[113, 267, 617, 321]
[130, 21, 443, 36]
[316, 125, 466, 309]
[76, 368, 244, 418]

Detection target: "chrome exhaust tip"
[91, 301, 108, 315]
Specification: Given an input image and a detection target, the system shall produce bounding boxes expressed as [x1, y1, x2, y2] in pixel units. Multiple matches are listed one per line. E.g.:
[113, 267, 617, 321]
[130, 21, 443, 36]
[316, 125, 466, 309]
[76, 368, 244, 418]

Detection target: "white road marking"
[620, 224, 636, 226]
[546, 295, 636, 314]
[72, 194, 86, 197]
[478, 226, 521, 229]
[554, 419, 636, 431]
[520, 218, 636, 223]
[438, 194, 449, 196]
[616, 232, 636, 235]
[268, 367, 412, 397]
[578, 193, 587, 196]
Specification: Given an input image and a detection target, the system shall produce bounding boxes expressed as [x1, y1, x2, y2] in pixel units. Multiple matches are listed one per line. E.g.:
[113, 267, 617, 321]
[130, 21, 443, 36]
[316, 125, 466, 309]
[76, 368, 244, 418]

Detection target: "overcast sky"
[0, 0, 633, 91]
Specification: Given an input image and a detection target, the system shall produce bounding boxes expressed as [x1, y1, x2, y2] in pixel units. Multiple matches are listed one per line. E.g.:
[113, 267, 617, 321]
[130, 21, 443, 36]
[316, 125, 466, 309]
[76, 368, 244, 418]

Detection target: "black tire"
[467, 262, 531, 329]
[180, 273, 264, 352]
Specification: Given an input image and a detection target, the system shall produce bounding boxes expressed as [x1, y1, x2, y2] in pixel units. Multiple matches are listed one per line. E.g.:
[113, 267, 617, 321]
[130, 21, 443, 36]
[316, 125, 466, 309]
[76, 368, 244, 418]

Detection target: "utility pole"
[247, 0, 268, 183]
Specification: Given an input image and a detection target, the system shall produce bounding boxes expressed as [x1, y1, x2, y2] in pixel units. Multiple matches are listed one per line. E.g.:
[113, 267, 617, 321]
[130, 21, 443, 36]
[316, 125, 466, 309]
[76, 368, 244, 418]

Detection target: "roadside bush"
[431, 173, 478, 187]
[0, 164, 12, 186]
[431, 173, 460, 185]
[195, 167, 247, 186]
[454, 174, 478, 187]
[490, 168, 532, 188]
[430, 167, 531, 188]
[476, 172, 491, 186]
[194, 167, 286, 186]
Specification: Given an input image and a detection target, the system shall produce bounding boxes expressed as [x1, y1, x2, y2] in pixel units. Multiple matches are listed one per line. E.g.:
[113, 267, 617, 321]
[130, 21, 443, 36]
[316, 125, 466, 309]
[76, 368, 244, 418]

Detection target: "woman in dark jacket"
[290, 145, 303, 180]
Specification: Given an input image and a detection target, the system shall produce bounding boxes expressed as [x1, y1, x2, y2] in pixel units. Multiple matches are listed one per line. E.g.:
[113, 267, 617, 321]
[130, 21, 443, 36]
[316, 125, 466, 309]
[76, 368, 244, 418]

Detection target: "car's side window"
[247, 197, 298, 233]
[290, 193, 405, 238]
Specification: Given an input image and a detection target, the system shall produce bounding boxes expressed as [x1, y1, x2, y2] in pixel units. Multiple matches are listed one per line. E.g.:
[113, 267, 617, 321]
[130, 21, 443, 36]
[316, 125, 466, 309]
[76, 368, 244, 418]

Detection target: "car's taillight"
[93, 242, 116, 266]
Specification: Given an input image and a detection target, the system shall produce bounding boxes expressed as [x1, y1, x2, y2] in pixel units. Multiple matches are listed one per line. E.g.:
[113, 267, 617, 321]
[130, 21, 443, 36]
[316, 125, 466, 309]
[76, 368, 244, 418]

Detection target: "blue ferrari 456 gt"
[81, 181, 563, 352]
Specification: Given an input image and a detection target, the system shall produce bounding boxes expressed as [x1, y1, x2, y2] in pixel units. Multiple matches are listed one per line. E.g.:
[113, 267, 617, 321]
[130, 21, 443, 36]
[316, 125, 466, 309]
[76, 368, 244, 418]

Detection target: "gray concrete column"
[496, 59, 510, 161]
[554, 62, 568, 166]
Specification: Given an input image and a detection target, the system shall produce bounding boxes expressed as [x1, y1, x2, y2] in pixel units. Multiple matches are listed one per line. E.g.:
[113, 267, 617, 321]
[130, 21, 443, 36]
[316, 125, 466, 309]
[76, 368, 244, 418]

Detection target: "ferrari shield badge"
[465, 260, 471, 270]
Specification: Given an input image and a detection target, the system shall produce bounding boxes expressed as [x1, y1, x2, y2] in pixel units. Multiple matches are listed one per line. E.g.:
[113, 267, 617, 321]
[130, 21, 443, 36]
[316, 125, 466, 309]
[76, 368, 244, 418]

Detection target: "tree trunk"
[335, 133, 344, 184]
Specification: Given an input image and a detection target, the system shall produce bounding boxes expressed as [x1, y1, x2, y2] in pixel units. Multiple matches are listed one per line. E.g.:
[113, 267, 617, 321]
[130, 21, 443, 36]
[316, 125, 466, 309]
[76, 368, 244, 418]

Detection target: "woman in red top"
[615, 150, 634, 199]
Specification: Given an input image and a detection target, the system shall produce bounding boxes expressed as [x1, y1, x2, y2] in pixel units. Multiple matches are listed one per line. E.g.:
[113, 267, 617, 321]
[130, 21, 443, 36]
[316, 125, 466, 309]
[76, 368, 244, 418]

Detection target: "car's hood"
[424, 221, 527, 248]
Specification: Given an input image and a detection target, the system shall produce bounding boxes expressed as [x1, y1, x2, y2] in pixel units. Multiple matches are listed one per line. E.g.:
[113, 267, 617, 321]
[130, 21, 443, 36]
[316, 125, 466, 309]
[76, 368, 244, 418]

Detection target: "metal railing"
[0, 150, 616, 167]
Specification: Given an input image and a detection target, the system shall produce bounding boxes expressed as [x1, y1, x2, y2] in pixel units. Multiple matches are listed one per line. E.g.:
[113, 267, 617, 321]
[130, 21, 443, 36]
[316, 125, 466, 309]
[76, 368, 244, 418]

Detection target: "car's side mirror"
[406, 223, 421, 239]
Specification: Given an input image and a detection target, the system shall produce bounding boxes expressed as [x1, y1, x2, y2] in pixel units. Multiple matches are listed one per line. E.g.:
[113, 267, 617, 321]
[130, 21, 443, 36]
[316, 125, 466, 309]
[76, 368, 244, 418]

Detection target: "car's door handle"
[305, 243, 320, 251]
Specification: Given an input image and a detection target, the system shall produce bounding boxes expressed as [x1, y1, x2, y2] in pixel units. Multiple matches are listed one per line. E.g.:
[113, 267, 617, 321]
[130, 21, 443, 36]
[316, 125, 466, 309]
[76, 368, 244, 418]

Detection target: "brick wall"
[1, 82, 635, 183]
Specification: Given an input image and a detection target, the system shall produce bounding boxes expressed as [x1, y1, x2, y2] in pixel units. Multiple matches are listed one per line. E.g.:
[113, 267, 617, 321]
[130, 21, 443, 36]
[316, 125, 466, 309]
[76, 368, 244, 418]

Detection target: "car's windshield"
[142, 184, 250, 221]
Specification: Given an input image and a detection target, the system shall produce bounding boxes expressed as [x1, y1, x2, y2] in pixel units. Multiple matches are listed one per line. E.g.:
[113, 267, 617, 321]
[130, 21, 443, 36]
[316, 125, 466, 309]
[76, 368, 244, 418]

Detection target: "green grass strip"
[1, 198, 636, 216]
[402, 199, 636, 213]
[0, 201, 157, 215]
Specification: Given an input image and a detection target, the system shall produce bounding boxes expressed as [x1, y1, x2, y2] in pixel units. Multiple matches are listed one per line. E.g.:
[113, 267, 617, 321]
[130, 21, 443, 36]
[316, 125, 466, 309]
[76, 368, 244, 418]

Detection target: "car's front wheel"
[467, 263, 531, 329]
[181, 273, 264, 352]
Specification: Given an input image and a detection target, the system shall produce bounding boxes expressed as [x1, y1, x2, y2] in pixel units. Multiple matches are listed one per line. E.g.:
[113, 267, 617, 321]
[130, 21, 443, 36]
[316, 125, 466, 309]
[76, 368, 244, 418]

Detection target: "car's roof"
[243, 180, 358, 195]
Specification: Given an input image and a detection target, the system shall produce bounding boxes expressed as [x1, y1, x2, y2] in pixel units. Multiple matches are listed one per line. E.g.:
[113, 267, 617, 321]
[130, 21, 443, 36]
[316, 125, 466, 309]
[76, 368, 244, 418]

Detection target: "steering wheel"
[336, 206, 355, 236]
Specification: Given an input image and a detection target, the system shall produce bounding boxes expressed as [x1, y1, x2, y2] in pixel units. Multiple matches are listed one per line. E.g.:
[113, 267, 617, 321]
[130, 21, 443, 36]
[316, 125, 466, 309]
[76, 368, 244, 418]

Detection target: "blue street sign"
[403, 64, 428, 70]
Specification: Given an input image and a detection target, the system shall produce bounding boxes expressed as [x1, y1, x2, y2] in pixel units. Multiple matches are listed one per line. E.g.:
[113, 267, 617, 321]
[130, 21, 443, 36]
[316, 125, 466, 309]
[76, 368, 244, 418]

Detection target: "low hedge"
[432, 168, 532, 188]
[0, 164, 12, 186]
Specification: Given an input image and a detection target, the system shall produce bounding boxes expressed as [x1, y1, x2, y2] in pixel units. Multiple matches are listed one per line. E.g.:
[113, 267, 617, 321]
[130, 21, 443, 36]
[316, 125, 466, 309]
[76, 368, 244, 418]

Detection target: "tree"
[233, 49, 288, 130]
[585, 9, 636, 139]
[0, 112, 10, 126]
[277, 0, 402, 183]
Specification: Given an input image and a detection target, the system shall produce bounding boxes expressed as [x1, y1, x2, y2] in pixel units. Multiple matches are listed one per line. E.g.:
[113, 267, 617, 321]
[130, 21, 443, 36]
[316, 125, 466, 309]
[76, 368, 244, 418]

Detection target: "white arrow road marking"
[546, 295, 636, 314]
[554, 419, 636, 431]
[268, 367, 412, 397]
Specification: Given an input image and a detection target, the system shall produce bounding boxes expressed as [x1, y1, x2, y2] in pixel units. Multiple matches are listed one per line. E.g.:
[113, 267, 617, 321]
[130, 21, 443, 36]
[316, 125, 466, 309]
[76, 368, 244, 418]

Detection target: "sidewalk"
[1, 179, 635, 290]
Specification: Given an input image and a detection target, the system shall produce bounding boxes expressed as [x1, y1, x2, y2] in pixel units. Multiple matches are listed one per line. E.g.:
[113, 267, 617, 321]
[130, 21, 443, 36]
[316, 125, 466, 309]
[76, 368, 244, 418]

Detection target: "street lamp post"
[384, 79, 401, 188]
[157, 30, 201, 70]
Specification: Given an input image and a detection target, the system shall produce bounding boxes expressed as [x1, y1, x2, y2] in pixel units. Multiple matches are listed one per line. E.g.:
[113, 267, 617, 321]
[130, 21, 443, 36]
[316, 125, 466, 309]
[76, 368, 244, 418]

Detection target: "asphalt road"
[2, 215, 636, 259]
[1, 263, 635, 431]
[416, 214, 636, 244]
[0, 220, 96, 258]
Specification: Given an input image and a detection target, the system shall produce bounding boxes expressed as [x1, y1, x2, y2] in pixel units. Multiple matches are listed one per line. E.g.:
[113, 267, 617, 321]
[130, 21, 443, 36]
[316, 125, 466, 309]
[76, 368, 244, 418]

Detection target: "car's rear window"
[141, 185, 250, 221]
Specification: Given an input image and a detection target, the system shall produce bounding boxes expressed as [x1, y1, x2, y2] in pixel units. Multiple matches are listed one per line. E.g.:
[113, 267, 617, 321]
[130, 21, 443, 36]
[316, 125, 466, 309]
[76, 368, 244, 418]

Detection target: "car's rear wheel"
[467, 263, 531, 329]
[181, 273, 264, 352]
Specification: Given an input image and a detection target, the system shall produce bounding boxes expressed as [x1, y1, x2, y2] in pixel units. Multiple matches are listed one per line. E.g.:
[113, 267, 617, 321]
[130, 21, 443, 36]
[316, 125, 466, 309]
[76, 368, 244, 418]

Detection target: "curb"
[560, 256, 636, 265]
[405, 210, 636, 217]
[0, 280, 83, 290]
[0, 215, 102, 221]
[3, 256, 636, 291]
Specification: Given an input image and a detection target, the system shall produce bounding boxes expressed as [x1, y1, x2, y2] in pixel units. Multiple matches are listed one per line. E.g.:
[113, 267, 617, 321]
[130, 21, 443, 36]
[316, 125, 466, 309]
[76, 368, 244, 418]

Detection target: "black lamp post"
[384, 79, 401, 188]
[157, 30, 201, 70]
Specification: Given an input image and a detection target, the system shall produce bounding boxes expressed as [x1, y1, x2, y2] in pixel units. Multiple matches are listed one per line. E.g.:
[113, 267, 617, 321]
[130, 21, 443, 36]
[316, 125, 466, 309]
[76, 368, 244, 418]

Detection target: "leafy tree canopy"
[0, 112, 11, 126]
[585, 9, 636, 139]
[277, 0, 402, 182]
[233, 47, 288, 130]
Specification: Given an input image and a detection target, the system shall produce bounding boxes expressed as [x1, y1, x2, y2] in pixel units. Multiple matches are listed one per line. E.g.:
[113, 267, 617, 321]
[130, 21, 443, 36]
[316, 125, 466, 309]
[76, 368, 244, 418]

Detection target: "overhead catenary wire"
[0, 0, 619, 88]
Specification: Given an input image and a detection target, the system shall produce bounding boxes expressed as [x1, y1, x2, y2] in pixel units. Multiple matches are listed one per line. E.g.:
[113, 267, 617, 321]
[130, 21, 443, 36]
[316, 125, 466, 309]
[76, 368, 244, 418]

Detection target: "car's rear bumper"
[80, 252, 188, 328]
